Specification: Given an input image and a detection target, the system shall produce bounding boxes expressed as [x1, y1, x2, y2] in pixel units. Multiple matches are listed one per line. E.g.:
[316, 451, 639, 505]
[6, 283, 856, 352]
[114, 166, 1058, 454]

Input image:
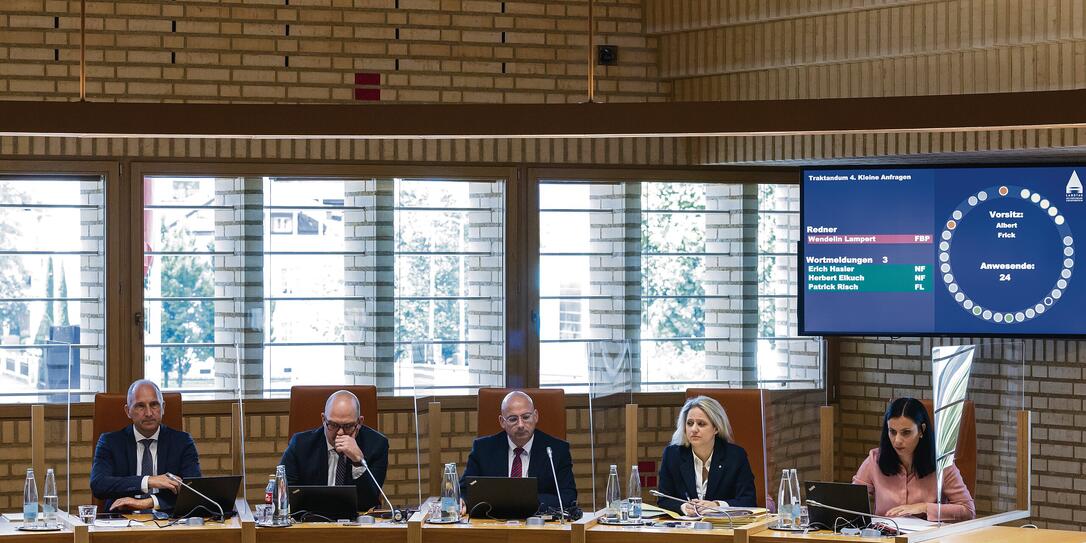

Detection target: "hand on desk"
[885, 503, 927, 517]
[681, 499, 719, 516]
[111, 497, 154, 511]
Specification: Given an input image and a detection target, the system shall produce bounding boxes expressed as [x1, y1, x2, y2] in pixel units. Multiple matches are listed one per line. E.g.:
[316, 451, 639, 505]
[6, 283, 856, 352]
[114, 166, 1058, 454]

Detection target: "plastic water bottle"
[627, 465, 642, 521]
[23, 468, 38, 526]
[272, 465, 290, 525]
[605, 464, 621, 519]
[777, 469, 795, 528]
[43, 469, 58, 528]
[440, 463, 460, 522]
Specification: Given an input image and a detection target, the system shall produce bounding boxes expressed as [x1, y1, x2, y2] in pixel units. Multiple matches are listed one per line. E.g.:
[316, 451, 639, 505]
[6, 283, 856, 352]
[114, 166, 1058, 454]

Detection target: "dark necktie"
[510, 447, 525, 478]
[335, 453, 350, 485]
[140, 438, 155, 478]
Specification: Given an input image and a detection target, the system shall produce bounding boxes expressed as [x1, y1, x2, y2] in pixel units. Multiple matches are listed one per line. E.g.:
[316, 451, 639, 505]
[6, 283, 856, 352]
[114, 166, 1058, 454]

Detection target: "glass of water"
[77, 505, 97, 526]
[628, 497, 642, 522]
[254, 504, 273, 524]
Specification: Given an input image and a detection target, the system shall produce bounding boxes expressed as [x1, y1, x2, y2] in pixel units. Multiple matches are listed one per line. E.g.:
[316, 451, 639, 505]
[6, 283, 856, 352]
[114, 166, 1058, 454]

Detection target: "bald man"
[459, 391, 577, 513]
[279, 390, 389, 512]
[90, 380, 201, 512]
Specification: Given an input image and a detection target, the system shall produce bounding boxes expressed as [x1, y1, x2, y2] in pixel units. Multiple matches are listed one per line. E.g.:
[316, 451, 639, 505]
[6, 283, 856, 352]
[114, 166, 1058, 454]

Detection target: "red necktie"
[510, 447, 525, 478]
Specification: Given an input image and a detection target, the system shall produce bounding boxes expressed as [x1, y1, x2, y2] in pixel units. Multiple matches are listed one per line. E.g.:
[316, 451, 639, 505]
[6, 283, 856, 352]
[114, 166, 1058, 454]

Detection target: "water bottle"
[627, 465, 642, 521]
[440, 463, 460, 522]
[264, 477, 275, 505]
[788, 468, 802, 527]
[23, 468, 38, 526]
[43, 468, 58, 528]
[272, 465, 290, 525]
[777, 469, 795, 528]
[605, 464, 621, 519]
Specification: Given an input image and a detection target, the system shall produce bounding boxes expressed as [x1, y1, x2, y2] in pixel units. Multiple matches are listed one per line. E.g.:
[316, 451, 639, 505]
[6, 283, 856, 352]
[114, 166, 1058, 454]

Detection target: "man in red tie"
[459, 391, 577, 514]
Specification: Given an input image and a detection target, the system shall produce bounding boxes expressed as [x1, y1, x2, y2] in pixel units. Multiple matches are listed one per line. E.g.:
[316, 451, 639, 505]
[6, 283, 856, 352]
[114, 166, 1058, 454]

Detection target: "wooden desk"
[255, 519, 407, 543]
[87, 499, 248, 543]
[749, 529, 889, 542]
[0, 513, 82, 543]
[922, 525, 1086, 543]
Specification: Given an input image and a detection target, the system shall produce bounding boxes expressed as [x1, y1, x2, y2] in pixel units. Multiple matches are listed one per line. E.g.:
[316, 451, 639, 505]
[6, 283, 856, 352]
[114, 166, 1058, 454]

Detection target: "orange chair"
[477, 388, 566, 439]
[288, 385, 379, 437]
[686, 388, 770, 508]
[92, 392, 184, 451]
[919, 399, 977, 497]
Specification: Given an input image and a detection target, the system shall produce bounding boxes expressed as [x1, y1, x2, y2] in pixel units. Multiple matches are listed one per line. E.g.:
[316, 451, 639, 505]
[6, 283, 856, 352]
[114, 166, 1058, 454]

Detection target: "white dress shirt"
[692, 451, 729, 507]
[507, 435, 534, 477]
[133, 427, 160, 510]
[326, 440, 367, 485]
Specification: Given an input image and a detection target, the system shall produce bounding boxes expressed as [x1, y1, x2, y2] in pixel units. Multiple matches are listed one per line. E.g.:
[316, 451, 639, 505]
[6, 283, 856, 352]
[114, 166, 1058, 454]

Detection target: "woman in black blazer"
[656, 395, 757, 514]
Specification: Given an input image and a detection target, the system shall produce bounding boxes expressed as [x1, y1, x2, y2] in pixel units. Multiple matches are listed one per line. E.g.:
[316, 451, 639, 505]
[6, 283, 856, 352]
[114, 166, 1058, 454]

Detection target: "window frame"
[127, 162, 521, 398]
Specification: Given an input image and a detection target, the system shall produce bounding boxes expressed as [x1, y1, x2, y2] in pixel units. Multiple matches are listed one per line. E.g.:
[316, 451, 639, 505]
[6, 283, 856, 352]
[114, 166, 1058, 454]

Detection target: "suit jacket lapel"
[317, 429, 330, 483]
[526, 433, 546, 478]
[124, 425, 138, 476]
[679, 447, 697, 500]
[156, 425, 167, 475]
[706, 440, 727, 499]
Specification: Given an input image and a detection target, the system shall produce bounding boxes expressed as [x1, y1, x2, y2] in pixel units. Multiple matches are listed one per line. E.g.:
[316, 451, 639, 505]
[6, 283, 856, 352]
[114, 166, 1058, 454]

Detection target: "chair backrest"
[477, 388, 566, 439]
[92, 392, 184, 451]
[919, 399, 977, 497]
[288, 385, 379, 437]
[686, 388, 769, 507]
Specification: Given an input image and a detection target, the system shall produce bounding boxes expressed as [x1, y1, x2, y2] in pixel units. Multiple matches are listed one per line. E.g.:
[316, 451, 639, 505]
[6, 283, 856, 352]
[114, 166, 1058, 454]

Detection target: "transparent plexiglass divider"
[410, 368, 446, 515]
[586, 340, 635, 514]
[764, 385, 828, 513]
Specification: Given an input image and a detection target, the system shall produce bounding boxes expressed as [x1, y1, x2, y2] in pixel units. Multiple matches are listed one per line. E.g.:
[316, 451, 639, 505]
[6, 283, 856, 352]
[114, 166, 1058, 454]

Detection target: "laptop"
[172, 475, 243, 519]
[288, 486, 359, 521]
[805, 481, 872, 530]
[463, 476, 539, 519]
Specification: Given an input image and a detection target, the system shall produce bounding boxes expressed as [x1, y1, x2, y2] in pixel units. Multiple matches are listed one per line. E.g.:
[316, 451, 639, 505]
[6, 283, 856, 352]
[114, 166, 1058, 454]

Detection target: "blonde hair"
[671, 395, 734, 447]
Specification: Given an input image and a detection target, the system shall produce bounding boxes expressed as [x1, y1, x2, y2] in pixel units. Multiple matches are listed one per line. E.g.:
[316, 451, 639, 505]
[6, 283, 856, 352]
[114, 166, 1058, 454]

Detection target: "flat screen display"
[801, 165, 1084, 336]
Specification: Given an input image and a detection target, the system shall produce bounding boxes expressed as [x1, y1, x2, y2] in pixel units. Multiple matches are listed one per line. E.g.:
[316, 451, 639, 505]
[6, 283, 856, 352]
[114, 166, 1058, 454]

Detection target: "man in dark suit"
[90, 380, 201, 512]
[279, 390, 389, 512]
[459, 391, 577, 513]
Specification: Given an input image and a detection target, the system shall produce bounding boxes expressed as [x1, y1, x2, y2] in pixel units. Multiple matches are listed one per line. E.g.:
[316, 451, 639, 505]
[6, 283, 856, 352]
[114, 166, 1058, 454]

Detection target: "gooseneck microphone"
[648, 489, 734, 528]
[360, 459, 403, 522]
[545, 446, 566, 524]
[806, 499, 900, 535]
[165, 473, 224, 520]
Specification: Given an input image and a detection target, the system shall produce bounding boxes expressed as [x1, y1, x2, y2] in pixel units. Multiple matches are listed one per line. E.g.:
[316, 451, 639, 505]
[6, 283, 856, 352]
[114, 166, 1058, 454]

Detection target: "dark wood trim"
[523, 167, 541, 388]
[0, 391, 692, 420]
[4, 91, 1086, 138]
[505, 165, 531, 388]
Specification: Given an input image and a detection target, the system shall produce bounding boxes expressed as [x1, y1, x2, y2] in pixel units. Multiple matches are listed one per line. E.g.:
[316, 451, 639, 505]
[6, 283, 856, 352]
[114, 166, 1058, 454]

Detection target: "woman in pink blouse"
[852, 398, 975, 521]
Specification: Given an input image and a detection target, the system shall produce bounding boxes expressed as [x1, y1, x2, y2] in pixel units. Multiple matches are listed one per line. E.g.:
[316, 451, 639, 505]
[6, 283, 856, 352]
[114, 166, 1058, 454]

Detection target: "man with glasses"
[279, 390, 389, 511]
[90, 379, 201, 512]
[459, 391, 577, 513]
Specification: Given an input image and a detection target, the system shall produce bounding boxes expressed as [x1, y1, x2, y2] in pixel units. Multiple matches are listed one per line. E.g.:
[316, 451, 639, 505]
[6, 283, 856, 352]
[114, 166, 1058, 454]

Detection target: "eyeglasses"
[324, 420, 359, 434]
[503, 412, 535, 425]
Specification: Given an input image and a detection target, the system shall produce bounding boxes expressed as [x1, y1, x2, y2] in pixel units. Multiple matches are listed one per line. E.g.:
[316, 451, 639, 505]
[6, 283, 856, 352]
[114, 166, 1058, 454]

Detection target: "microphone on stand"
[806, 500, 899, 535]
[648, 489, 734, 528]
[165, 474, 224, 521]
[360, 459, 403, 522]
[545, 447, 566, 524]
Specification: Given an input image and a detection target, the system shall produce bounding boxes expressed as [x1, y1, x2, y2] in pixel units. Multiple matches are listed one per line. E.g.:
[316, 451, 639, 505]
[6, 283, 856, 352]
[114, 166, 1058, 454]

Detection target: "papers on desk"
[879, 516, 938, 534]
[2, 513, 24, 522]
[637, 504, 671, 519]
[664, 507, 770, 526]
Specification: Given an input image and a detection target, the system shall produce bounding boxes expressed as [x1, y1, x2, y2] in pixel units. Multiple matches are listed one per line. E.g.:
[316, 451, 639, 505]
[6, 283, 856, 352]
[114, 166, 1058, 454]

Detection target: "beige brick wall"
[0, 0, 669, 104]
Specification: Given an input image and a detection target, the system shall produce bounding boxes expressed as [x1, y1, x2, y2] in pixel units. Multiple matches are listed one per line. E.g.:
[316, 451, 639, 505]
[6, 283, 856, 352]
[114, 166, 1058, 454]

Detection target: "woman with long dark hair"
[852, 398, 975, 520]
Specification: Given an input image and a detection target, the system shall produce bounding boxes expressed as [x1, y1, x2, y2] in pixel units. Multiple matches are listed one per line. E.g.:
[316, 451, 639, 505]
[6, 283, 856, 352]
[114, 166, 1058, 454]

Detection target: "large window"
[143, 176, 505, 398]
[539, 180, 820, 392]
[0, 176, 106, 403]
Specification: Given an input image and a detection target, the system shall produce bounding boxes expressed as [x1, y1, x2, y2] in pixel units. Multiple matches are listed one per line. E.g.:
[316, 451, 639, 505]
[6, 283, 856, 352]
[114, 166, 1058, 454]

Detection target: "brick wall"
[0, 0, 669, 104]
